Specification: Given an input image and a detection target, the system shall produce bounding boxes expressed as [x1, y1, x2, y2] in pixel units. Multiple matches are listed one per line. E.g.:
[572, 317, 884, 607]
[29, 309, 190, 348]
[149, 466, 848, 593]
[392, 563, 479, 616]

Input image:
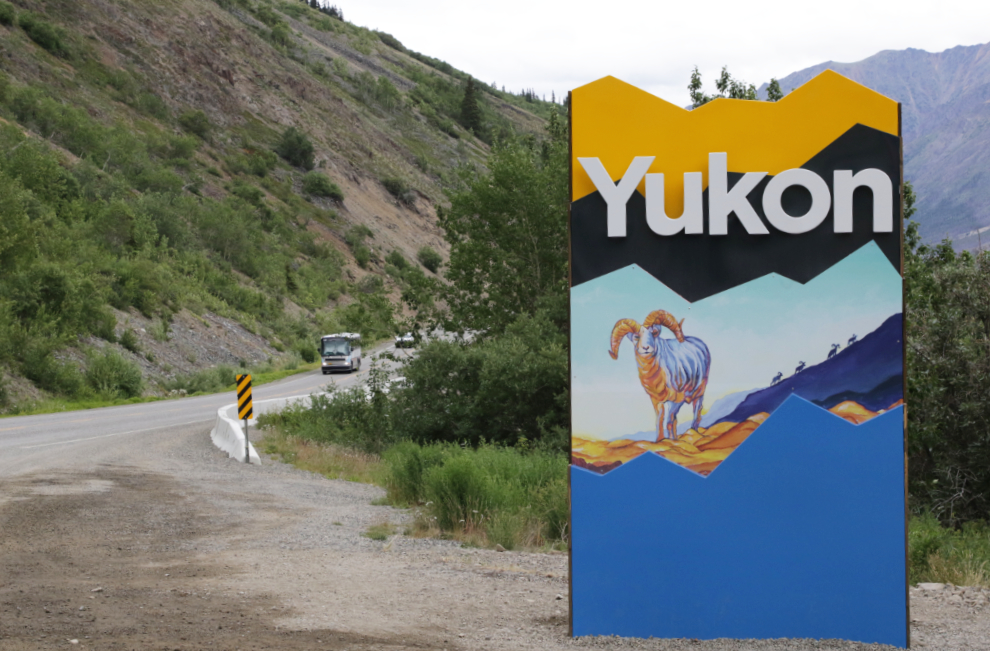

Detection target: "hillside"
[758, 42, 990, 248]
[0, 0, 557, 408]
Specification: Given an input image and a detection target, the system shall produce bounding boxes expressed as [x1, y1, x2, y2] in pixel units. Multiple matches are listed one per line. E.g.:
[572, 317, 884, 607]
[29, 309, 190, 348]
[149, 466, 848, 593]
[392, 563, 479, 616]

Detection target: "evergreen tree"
[460, 78, 482, 134]
[766, 78, 784, 102]
[689, 66, 759, 108]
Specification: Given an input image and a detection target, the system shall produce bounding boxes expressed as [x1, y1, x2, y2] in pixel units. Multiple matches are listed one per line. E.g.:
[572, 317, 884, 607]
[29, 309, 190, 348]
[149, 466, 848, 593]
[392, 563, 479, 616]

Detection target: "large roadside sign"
[568, 71, 907, 647]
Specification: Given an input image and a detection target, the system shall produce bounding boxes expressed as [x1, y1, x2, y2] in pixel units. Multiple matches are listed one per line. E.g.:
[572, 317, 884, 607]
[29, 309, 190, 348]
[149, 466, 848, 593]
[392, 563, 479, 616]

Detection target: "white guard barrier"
[210, 403, 261, 464]
[210, 393, 317, 464]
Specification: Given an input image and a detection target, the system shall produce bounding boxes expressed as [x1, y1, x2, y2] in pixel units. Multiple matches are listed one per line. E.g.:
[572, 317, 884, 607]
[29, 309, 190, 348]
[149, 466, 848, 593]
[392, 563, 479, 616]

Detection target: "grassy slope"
[0, 0, 556, 407]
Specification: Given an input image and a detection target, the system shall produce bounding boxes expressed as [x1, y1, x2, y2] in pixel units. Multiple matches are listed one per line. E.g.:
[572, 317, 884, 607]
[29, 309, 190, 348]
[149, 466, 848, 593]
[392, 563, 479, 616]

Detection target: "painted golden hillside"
[572, 400, 904, 475]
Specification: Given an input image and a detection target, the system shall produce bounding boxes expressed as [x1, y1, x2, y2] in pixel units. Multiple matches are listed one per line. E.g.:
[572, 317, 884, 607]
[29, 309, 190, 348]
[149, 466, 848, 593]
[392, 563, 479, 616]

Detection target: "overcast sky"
[342, 0, 990, 106]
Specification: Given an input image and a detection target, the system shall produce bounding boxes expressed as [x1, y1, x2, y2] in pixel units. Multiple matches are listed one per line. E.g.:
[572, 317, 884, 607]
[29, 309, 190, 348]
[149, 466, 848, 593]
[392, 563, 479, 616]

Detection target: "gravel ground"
[1, 421, 987, 650]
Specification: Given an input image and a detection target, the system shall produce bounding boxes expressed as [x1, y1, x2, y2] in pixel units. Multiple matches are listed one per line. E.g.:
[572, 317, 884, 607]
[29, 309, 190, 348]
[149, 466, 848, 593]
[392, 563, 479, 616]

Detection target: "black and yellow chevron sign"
[236, 374, 253, 420]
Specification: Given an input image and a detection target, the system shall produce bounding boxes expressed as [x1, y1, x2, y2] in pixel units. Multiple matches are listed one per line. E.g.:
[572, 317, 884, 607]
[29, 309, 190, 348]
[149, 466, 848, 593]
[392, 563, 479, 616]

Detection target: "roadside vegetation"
[260, 112, 570, 550]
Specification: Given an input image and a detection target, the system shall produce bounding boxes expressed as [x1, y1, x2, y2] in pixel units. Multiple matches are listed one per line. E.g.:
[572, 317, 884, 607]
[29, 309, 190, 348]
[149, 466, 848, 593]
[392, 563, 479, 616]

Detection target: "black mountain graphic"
[719, 313, 903, 424]
[570, 124, 901, 301]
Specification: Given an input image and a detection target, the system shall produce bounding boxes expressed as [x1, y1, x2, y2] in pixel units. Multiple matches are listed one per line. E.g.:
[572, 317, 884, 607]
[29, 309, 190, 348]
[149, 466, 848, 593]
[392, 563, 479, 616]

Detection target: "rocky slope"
[0, 0, 555, 405]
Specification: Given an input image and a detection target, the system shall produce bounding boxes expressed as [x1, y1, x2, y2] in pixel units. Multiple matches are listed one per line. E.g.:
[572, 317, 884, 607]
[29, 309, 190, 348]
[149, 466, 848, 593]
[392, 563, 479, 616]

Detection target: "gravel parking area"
[1, 421, 986, 650]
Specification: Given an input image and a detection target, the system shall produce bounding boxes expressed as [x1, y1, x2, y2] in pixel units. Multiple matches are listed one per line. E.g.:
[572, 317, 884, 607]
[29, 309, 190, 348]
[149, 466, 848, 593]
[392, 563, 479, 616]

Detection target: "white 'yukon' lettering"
[645, 172, 704, 235]
[762, 168, 832, 234]
[833, 169, 893, 233]
[578, 156, 654, 237]
[578, 155, 894, 236]
[707, 153, 769, 236]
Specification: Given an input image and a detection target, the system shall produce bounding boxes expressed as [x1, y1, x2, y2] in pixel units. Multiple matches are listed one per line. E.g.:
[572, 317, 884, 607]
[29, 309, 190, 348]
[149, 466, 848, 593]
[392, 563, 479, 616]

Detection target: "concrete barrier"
[210, 393, 318, 464]
[209, 348, 403, 463]
[210, 404, 261, 464]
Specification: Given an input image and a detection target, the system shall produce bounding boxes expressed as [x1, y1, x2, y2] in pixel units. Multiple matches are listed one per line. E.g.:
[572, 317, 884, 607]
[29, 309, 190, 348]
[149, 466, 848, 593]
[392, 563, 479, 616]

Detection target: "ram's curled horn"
[643, 310, 686, 343]
[609, 319, 640, 359]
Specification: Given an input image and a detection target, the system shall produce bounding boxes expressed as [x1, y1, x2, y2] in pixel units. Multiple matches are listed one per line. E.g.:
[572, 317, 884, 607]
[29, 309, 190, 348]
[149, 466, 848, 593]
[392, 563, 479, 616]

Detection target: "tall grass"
[382, 442, 568, 550]
[910, 512, 990, 587]
[261, 427, 382, 484]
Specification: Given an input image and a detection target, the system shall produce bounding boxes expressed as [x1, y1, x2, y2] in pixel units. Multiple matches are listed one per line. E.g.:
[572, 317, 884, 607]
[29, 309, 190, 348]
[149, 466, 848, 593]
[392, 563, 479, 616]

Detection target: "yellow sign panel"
[571, 70, 899, 219]
[236, 374, 253, 420]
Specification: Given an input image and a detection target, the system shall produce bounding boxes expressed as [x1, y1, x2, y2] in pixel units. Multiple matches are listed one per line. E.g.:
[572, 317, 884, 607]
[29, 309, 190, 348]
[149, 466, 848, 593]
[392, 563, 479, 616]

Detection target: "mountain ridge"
[758, 42, 990, 247]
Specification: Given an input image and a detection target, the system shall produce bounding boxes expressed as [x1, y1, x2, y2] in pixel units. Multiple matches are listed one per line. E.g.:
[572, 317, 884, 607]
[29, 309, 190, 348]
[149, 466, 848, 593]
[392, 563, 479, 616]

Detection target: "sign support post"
[236, 374, 253, 463]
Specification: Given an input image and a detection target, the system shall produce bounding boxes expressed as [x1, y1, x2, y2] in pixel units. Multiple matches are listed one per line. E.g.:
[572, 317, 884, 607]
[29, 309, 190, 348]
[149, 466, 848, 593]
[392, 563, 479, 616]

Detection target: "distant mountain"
[759, 43, 990, 248]
[720, 314, 903, 424]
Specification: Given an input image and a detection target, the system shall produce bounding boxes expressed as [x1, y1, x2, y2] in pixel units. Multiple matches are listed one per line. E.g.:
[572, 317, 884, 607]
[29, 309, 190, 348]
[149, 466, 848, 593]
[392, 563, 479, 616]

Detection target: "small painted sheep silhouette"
[609, 310, 711, 441]
[795, 361, 807, 374]
[848, 334, 858, 346]
[828, 343, 841, 359]
[771, 372, 783, 386]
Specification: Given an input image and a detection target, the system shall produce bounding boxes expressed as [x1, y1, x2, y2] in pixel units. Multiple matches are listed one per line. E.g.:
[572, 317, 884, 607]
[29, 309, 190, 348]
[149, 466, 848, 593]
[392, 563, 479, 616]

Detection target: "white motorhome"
[319, 332, 362, 374]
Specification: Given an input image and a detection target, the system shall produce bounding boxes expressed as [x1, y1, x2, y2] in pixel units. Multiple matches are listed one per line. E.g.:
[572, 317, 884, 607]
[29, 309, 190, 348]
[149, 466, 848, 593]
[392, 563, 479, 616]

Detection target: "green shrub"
[18, 13, 68, 56]
[375, 31, 405, 52]
[134, 92, 168, 120]
[258, 367, 396, 453]
[353, 245, 371, 269]
[382, 442, 568, 548]
[253, 5, 282, 26]
[269, 23, 290, 47]
[178, 110, 211, 140]
[119, 328, 140, 354]
[356, 274, 382, 294]
[381, 177, 414, 205]
[23, 346, 84, 397]
[295, 342, 317, 363]
[149, 317, 171, 342]
[302, 171, 344, 200]
[228, 149, 279, 177]
[389, 311, 568, 451]
[230, 181, 264, 206]
[417, 246, 442, 273]
[344, 224, 374, 248]
[0, 2, 15, 26]
[275, 126, 314, 170]
[364, 522, 395, 541]
[164, 365, 237, 394]
[909, 512, 990, 587]
[86, 350, 143, 398]
[381, 441, 449, 504]
[385, 250, 408, 269]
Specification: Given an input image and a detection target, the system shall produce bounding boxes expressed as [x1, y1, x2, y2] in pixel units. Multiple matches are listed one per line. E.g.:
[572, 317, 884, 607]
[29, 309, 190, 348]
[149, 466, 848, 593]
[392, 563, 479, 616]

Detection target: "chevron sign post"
[236, 374, 253, 461]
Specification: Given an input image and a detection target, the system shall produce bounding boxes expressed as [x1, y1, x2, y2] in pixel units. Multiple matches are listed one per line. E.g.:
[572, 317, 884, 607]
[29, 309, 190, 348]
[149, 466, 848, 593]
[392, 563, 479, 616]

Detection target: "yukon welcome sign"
[568, 71, 908, 647]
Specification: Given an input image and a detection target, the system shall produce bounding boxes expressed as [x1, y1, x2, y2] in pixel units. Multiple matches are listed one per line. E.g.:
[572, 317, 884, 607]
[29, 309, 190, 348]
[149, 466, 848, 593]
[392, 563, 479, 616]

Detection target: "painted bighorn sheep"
[771, 372, 783, 386]
[828, 343, 841, 359]
[609, 310, 711, 442]
[848, 334, 858, 346]
[795, 361, 807, 374]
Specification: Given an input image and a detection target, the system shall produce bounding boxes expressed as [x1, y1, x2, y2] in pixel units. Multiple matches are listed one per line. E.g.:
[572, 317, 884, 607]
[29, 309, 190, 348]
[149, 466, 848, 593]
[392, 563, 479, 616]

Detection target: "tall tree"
[460, 78, 483, 134]
[766, 78, 784, 102]
[438, 111, 569, 336]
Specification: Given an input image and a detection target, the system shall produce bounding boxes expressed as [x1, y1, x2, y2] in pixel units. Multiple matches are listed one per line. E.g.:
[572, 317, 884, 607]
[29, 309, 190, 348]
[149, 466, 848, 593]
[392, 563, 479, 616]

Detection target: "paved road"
[0, 343, 408, 478]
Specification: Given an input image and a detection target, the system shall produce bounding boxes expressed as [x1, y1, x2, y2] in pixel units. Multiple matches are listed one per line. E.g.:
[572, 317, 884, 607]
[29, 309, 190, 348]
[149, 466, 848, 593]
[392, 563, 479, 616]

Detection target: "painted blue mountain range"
[571, 395, 908, 646]
[718, 313, 903, 425]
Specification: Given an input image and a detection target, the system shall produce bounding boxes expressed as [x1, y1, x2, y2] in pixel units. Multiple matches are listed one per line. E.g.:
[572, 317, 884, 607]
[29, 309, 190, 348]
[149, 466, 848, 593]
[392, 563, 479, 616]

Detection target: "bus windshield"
[321, 339, 350, 357]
